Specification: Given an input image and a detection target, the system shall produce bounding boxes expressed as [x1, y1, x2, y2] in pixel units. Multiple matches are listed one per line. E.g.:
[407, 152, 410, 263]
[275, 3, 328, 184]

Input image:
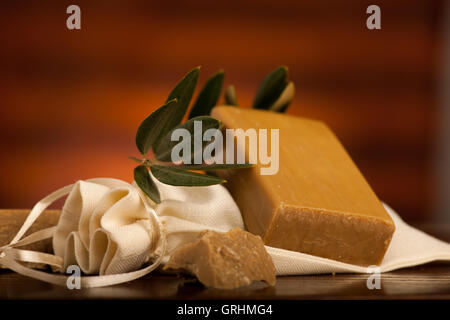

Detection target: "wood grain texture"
[0, 209, 60, 269]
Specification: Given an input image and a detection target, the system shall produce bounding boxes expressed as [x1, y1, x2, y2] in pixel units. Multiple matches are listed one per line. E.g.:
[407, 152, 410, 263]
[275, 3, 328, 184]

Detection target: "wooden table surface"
[1, 210, 450, 300]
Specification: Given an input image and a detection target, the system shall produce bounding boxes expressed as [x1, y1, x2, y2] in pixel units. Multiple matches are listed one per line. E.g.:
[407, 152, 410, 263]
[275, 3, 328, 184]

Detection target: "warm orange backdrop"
[0, 0, 444, 220]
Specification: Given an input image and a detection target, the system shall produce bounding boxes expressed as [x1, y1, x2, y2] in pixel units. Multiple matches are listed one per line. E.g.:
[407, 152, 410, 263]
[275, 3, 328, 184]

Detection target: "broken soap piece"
[164, 228, 276, 289]
[211, 106, 395, 266]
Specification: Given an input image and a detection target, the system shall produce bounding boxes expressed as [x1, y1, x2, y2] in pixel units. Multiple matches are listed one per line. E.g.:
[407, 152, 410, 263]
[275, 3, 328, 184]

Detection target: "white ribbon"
[0, 175, 244, 288]
[0, 178, 166, 288]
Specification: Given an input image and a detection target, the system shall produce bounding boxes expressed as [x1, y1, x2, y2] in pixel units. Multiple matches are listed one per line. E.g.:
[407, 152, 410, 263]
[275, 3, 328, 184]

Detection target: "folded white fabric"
[153, 178, 245, 261]
[53, 179, 157, 275]
[51, 178, 244, 275]
[0, 177, 244, 287]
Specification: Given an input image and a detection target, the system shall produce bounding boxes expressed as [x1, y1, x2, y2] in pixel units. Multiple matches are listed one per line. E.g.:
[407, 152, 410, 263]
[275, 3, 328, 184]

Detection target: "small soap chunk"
[211, 106, 395, 266]
[164, 228, 276, 289]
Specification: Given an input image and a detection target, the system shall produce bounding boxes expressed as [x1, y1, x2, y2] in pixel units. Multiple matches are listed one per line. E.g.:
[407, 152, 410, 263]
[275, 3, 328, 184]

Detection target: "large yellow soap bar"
[211, 106, 395, 266]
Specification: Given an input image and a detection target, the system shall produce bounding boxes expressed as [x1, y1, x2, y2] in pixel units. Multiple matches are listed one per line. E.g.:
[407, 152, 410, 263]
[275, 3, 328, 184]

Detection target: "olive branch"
[132, 66, 294, 203]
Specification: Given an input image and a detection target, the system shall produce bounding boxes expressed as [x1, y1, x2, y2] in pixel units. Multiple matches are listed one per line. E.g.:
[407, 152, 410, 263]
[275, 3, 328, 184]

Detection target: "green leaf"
[134, 165, 161, 204]
[224, 85, 237, 106]
[165, 66, 200, 122]
[150, 164, 226, 186]
[136, 68, 201, 155]
[170, 163, 253, 170]
[148, 67, 200, 152]
[154, 116, 222, 162]
[135, 99, 179, 155]
[188, 70, 225, 119]
[253, 66, 288, 110]
[269, 81, 295, 113]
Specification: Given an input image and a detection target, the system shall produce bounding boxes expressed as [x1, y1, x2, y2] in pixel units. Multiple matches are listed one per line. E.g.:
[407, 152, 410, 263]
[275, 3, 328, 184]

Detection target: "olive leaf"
[224, 85, 237, 106]
[135, 99, 179, 155]
[166, 66, 200, 122]
[188, 70, 224, 119]
[132, 66, 289, 203]
[253, 66, 288, 110]
[152, 67, 201, 151]
[134, 165, 161, 204]
[269, 81, 295, 112]
[154, 116, 222, 162]
[150, 164, 226, 186]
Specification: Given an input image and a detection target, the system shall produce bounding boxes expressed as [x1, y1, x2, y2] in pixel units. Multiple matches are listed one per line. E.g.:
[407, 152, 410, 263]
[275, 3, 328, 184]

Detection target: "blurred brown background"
[0, 0, 448, 221]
